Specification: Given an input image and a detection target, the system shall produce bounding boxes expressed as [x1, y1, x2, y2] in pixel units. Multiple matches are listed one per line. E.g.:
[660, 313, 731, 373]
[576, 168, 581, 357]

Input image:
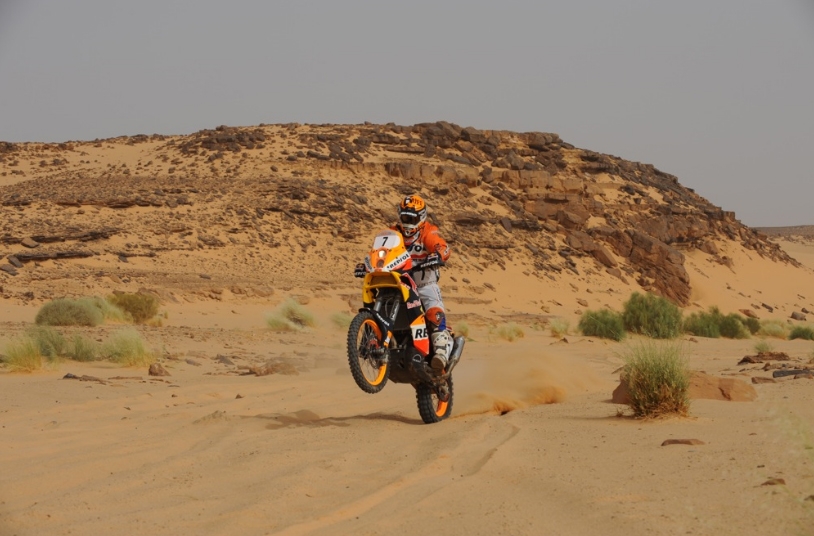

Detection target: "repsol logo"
[413, 327, 428, 340]
[406, 299, 421, 309]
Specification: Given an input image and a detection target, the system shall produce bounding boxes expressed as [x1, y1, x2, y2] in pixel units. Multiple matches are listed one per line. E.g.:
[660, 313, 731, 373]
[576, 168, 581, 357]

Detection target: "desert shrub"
[683, 307, 749, 339]
[719, 313, 749, 339]
[2, 337, 44, 371]
[789, 325, 814, 341]
[758, 319, 789, 339]
[549, 317, 570, 338]
[754, 340, 773, 354]
[26, 326, 66, 358]
[622, 292, 682, 339]
[682, 308, 721, 338]
[100, 329, 155, 366]
[330, 312, 353, 330]
[621, 340, 690, 418]
[496, 323, 524, 342]
[741, 316, 761, 335]
[35, 297, 105, 326]
[66, 335, 99, 362]
[107, 293, 159, 324]
[578, 309, 625, 341]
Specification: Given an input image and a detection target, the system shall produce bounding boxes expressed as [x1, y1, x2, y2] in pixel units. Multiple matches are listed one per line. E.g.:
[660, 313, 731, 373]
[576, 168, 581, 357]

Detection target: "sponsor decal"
[385, 251, 411, 271]
[413, 326, 428, 340]
[406, 299, 421, 309]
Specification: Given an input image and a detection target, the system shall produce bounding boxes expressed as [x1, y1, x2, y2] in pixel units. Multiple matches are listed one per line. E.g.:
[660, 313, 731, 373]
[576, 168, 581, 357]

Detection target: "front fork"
[370, 298, 401, 362]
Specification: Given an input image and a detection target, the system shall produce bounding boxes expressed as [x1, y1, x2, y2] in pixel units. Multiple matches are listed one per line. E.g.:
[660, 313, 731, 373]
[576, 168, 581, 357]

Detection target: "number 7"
[380, 236, 389, 247]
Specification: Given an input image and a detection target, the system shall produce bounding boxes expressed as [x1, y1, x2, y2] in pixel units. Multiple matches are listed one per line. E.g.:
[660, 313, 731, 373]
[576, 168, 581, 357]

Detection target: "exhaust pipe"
[445, 336, 465, 374]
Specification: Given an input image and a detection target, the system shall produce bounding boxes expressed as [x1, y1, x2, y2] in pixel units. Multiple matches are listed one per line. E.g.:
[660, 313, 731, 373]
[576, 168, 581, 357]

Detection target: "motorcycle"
[348, 229, 465, 424]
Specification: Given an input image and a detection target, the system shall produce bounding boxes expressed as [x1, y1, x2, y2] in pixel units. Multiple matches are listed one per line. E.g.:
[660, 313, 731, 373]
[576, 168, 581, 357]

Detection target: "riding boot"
[430, 330, 451, 371]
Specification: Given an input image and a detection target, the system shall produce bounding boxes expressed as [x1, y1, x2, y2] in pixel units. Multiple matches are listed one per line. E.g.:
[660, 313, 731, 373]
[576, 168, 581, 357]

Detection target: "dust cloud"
[454, 351, 605, 416]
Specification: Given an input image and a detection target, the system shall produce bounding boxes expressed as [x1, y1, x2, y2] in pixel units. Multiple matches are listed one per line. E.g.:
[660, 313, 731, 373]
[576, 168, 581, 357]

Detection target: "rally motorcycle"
[348, 229, 465, 424]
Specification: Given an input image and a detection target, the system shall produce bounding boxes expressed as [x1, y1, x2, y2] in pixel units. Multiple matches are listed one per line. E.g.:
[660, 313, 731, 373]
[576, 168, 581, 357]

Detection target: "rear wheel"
[416, 377, 453, 424]
[347, 311, 389, 393]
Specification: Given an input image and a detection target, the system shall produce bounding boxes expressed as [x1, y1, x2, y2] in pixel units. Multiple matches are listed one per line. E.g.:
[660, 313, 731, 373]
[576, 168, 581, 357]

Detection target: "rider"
[393, 194, 452, 371]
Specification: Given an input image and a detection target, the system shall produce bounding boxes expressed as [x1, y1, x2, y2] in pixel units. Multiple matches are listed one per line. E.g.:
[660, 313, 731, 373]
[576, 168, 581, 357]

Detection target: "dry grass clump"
[27, 326, 67, 358]
[758, 319, 789, 339]
[100, 329, 155, 366]
[578, 309, 625, 341]
[621, 340, 690, 418]
[454, 321, 470, 339]
[753, 339, 774, 354]
[107, 292, 160, 324]
[789, 325, 814, 341]
[66, 335, 99, 362]
[622, 292, 682, 339]
[2, 337, 45, 371]
[267, 299, 316, 331]
[549, 317, 570, 338]
[495, 323, 524, 342]
[35, 297, 105, 326]
[330, 312, 353, 330]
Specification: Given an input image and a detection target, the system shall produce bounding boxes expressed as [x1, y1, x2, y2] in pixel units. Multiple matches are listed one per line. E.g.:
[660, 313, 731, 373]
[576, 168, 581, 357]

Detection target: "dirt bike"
[348, 229, 465, 424]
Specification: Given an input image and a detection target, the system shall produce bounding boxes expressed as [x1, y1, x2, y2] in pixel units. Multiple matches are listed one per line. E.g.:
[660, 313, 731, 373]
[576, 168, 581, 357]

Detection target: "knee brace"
[425, 307, 446, 332]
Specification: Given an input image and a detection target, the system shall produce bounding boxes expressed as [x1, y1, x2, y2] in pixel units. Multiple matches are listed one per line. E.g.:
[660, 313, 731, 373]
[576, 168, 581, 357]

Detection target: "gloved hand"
[421, 253, 443, 269]
[354, 263, 367, 278]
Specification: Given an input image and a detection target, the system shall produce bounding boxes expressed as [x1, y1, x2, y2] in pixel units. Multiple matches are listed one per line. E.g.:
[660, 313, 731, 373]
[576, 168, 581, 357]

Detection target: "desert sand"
[1, 123, 813, 535]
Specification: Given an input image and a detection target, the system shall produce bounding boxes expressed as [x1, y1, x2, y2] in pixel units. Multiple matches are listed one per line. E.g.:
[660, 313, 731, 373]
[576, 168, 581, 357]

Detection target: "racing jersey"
[392, 222, 450, 287]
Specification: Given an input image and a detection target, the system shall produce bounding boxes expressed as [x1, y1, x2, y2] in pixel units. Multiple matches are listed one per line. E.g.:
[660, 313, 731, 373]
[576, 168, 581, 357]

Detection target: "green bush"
[100, 328, 155, 366]
[622, 292, 682, 339]
[26, 326, 66, 358]
[683, 307, 749, 339]
[742, 316, 761, 335]
[719, 314, 749, 339]
[279, 299, 316, 328]
[107, 293, 159, 324]
[35, 298, 105, 326]
[683, 309, 722, 338]
[789, 325, 814, 341]
[621, 340, 690, 418]
[578, 309, 625, 341]
[2, 337, 44, 371]
[66, 335, 99, 362]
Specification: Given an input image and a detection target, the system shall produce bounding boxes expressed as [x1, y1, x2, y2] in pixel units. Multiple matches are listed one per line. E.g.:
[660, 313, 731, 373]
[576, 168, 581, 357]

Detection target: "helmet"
[398, 194, 427, 237]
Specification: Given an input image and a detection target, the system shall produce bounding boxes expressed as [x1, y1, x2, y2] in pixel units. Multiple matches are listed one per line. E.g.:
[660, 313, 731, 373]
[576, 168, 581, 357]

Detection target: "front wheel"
[347, 311, 390, 393]
[416, 377, 453, 424]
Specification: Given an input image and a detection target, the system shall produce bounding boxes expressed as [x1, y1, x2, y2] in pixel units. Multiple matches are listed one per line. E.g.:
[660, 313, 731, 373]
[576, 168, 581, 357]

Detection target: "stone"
[751, 376, 776, 384]
[661, 439, 705, 446]
[689, 372, 758, 401]
[148, 363, 171, 377]
[21, 237, 39, 248]
[791, 311, 806, 321]
[7, 256, 23, 268]
[761, 478, 785, 486]
[500, 217, 512, 233]
[0, 264, 18, 276]
[739, 309, 758, 319]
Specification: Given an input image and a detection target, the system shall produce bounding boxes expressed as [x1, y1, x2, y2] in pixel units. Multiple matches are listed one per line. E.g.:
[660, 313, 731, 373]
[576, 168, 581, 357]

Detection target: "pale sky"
[1, 1, 812, 227]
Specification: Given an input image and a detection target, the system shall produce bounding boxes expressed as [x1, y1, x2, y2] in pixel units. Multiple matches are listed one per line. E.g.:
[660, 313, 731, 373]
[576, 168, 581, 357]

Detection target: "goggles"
[400, 212, 421, 226]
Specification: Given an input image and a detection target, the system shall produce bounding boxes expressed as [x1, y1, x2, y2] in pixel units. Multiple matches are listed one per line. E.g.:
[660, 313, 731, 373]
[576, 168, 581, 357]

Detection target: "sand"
[1, 128, 814, 535]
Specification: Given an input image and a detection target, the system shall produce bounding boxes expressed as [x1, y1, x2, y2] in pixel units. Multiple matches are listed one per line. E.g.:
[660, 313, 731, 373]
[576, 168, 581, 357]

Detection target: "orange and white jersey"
[392, 223, 450, 287]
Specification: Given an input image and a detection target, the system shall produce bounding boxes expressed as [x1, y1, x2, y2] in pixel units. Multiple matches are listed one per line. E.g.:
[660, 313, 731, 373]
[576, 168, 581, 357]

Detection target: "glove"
[354, 263, 367, 278]
[421, 253, 443, 269]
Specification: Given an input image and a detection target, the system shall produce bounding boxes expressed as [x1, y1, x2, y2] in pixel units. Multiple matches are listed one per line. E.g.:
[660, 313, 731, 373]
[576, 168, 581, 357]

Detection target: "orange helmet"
[398, 194, 427, 236]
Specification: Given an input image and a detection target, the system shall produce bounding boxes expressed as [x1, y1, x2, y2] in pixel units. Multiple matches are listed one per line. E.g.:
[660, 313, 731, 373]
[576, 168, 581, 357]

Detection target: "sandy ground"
[2, 286, 814, 535]
[2, 128, 814, 535]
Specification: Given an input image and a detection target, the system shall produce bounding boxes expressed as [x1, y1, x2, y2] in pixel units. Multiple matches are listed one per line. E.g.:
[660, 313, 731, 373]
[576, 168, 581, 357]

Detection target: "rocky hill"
[0, 121, 797, 307]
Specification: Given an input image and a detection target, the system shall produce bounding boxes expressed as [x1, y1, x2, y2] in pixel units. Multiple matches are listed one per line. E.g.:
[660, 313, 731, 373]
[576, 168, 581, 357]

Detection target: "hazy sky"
[1, 1, 812, 226]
